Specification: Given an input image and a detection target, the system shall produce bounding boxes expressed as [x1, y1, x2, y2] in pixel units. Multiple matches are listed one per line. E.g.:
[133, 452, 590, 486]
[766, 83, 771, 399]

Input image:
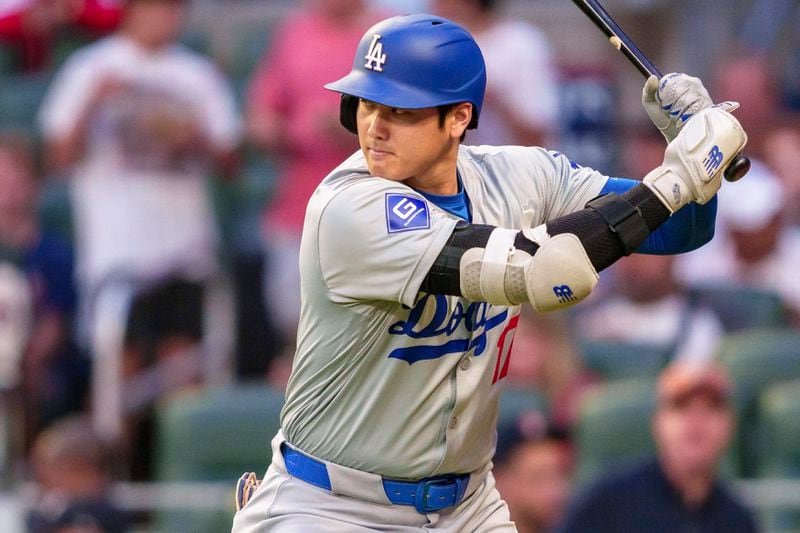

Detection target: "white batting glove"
[643, 106, 747, 213]
[642, 73, 738, 143]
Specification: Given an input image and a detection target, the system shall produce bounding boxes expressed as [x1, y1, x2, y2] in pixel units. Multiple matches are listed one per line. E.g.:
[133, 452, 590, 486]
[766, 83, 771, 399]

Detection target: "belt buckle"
[413, 475, 467, 513]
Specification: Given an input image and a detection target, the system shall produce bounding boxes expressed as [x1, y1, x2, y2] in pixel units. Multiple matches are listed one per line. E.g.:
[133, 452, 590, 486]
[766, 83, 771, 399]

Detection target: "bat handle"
[575, 0, 752, 183]
[724, 154, 750, 182]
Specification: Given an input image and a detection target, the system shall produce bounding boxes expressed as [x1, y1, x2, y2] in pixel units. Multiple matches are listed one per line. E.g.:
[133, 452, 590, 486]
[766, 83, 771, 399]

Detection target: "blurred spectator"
[712, 57, 780, 157]
[370, 0, 429, 13]
[246, 0, 383, 357]
[508, 309, 598, 428]
[670, 0, 735, 82]
[737, 0, 800, 109]
[574, 254, 724, 364]
[0, 134, 86, 445]
[71, 0, 124, 33]
[675, 162, 800, 322]
[559, 361, 758, 533]
[762, 122, 800, 226]
[27, 416, 130, 533]
[431, 0, 559, 147]
[495, 413, 573, 533]
[0, 0, 123, 71]
[37, 0, 240, 470]
[38, 0, 239, 346]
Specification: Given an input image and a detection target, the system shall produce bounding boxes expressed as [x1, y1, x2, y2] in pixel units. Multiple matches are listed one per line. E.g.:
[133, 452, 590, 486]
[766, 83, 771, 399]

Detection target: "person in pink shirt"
[246, 0, 385, 356]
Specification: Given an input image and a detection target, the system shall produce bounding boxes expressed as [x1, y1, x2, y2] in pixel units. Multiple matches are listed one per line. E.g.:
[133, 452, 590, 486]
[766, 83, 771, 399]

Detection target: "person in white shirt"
[38, 0, 240, 407]
[575, 253, 725, 364]
[675, 161, 800, 323]
[432, 0, 560, 147]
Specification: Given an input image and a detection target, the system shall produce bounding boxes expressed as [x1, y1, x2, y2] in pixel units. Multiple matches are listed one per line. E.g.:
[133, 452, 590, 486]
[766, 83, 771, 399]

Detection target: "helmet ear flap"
[467, 104, 479, 130]
[339, 95, 359, 134]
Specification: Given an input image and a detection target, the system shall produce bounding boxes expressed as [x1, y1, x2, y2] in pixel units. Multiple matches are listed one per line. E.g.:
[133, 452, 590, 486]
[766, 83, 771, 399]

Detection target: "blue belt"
[280, 442, 470, 513]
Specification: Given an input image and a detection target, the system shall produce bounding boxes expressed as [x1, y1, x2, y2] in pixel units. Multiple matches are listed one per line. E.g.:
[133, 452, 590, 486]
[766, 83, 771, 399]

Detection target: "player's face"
[653, 392, 734, 477]
[356, 99, 470, 192]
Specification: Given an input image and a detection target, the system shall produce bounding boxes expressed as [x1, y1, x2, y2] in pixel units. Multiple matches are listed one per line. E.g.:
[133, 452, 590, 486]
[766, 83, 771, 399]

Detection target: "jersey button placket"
[449, 416, 458, 429]
[459, 357, 471, 371]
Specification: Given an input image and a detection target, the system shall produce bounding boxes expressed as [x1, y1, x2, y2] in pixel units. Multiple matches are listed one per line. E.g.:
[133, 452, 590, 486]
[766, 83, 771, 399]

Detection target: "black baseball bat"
[571, 0, 750, 182]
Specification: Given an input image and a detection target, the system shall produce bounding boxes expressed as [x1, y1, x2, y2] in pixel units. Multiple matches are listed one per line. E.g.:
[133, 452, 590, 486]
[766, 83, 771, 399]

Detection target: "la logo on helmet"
[364, 34, 387, 72]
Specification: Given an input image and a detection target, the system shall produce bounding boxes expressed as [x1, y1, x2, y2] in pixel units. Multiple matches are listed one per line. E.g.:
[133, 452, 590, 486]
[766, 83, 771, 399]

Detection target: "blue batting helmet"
[325, 14, 487, 133]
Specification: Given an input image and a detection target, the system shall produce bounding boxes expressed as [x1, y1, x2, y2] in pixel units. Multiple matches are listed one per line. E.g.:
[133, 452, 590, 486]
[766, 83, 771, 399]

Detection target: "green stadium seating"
[226, 24, 274, 80]
[210, 151, 277, 256]
[756, 380, 800, 531]
[689, 284, 787, 332]
[0, 72, 51, 136]
[719, 328, 800, 476]
[154, 383, 285, 532]
[497, 387, 547, 431]
[179, 29, 211, 55]
[577, 339, 670, 380]
[574, 379, 656, 484]
[0, 45, 19, 73]
[51, 31, 98, 69]
[37, 180, 73, 243]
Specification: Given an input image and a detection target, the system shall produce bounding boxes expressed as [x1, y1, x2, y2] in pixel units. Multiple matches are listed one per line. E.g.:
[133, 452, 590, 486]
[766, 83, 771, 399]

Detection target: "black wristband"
[585, 193, 651, 255]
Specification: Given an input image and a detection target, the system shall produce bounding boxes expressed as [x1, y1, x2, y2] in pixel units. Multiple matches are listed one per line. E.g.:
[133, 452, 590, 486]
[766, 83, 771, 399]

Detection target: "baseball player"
[232, 14, 747, 532]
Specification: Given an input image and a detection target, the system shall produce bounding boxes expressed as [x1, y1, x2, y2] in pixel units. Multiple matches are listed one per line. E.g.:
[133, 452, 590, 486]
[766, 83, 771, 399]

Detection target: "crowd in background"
[0, 0, 799, 531]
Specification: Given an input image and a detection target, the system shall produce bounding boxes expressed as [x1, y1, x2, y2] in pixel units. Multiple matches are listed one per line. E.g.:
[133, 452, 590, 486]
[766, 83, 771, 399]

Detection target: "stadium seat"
[37, 180, 73, 243]
[574, 379, 656, 484]
[179, 29, 210, 55]
[0, 44, 18, 73]
[577, 339, 670, 380]
[719, 328, 800, 476]
[497, 386, 547, 431]
[51, 33, 95, 69]
[689, 284, 786, 332]
[756, 380, 800, 531]
[0, 72, 51, 136]
[226, 24, 274, 80]
[210, 150, 277, 255]
[154, 383, 285, 532]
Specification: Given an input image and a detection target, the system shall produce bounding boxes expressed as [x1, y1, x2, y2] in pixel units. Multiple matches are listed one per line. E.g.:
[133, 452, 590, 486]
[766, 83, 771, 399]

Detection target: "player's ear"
[449, 103, 472, 140]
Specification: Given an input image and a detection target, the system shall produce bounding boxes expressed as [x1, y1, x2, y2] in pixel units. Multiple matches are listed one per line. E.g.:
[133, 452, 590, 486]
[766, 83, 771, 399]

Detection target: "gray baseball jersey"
[281, 144, 607, 480]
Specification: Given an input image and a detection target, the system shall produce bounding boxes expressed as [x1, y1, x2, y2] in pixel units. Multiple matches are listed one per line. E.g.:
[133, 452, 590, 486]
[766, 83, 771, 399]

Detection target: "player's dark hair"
[437, 105, 453, 127]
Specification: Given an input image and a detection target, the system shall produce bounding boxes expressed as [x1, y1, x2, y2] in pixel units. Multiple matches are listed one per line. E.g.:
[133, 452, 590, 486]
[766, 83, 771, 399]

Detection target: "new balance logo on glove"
[703, 145, 724, 176]
[553, 285, 578, 304]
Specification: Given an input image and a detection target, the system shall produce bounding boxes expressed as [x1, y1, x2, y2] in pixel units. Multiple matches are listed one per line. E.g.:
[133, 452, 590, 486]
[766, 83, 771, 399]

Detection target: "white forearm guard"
[459, 225, 599, 313]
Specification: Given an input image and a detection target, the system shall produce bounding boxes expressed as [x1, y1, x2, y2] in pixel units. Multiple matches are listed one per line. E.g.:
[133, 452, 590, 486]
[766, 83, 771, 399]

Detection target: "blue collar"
[415, 173, 471, 222]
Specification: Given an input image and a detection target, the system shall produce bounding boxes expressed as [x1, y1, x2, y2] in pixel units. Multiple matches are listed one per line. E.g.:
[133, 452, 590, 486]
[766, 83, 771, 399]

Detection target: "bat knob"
[724, 155, 750, 182]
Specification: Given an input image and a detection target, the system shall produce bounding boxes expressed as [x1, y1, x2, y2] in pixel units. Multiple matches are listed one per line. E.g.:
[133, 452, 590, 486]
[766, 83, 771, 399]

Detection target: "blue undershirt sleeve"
[600, 177, 717, 254]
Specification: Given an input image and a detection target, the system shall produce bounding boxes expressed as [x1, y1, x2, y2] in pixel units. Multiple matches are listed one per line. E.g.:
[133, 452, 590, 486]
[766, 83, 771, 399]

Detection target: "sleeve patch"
[385, 193, 430, 233]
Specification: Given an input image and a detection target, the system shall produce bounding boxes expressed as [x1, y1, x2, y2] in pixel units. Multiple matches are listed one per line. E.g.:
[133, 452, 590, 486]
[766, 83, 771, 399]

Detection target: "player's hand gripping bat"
[571, 0, 751, 182]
